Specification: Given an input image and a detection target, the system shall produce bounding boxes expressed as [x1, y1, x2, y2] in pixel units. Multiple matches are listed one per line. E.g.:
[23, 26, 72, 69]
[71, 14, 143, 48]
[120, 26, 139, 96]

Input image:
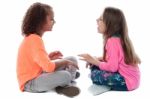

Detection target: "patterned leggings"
[90, 66, 128, 91]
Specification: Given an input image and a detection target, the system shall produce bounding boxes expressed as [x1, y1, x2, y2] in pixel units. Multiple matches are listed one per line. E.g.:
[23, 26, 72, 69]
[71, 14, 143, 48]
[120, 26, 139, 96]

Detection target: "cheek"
[99, 23, 105, 33]
[45, 22, 53, 29]
[47, 21, 52, 27]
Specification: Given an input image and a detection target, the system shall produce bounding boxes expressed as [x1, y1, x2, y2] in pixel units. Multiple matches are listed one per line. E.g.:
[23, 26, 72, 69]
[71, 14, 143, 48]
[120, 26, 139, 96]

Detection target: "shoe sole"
[55, 86, 80, 97]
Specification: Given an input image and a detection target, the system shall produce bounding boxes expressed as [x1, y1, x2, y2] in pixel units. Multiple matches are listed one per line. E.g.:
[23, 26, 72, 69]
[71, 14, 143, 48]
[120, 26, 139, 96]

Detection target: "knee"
[61, 71, 72, 84]
[91, 70, 100, 81]
[65, 56, 78, 64]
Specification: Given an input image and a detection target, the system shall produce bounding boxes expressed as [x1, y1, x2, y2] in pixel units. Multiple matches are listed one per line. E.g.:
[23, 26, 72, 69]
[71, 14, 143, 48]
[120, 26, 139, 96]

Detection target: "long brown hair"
[22, 2, 53, 36]
[102, 7, 141, 65]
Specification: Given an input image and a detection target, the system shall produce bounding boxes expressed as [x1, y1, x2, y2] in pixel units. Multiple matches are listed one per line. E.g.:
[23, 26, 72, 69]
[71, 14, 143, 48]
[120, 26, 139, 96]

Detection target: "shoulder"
[27, 34, 41, 40]
[26, 34, 42, 43]
[107, 37, 120, 44]
[25, 34, 43, 47]
[106, 37, 121, 48]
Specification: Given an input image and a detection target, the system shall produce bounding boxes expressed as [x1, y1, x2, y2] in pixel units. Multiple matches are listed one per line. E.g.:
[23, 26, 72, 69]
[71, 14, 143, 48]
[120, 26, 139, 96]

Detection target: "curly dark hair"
[22, 2, 53, 36]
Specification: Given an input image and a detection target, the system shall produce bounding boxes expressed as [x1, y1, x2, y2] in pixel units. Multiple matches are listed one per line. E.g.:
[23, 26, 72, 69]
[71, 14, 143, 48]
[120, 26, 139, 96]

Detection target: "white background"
[0, 0, 150, 99]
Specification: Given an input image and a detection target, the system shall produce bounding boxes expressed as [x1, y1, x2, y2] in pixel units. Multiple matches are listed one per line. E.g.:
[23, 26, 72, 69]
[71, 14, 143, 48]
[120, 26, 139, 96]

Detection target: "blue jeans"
[90, 66, 128, 91]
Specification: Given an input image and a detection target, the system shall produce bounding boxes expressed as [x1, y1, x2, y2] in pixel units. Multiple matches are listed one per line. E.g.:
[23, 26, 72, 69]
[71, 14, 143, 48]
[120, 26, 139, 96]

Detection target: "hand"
[97, 56, 104, 61]
[78, 53, 100, 66]
[86, 62, 93, 68]
[54, 59, 79, 70]
[65, 59, 79, 70]
[49, 51, 63, 60]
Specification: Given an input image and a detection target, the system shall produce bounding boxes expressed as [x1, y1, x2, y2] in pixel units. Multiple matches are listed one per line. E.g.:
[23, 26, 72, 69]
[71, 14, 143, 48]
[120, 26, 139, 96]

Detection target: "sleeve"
[99, 38, 119, 72]
[31, 37, 55, 72]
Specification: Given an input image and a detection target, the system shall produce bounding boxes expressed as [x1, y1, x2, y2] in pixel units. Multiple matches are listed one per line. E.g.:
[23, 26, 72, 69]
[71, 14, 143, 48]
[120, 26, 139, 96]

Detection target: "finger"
[56, 51, 63, 56]
[86, 62, 91, 68]
[75, 65, 79, 70]
[86, 63, 89, 68]
[57, 57, 63, 59]
[77, 54, 83, 56]
[55, 54, 63, 58]
[49, 53, 56, 57]
[78, 58, 85, 60]
[72, 63, 79, 70]
[67, 60, 79, 70]
[72, 62, 79, 69]
[79, 58, 87, 62]
[78, 54, 86, 57]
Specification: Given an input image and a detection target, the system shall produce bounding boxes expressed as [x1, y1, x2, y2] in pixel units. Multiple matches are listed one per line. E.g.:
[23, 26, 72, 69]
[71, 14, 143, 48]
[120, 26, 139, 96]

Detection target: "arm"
[31, 36, 78, 72]
[31, 37, 55, 72]
[49, 51, 63, 60]
[54, 59, 79, 70]
[78, 54, 100, 67]
[99, 38, 120, 72]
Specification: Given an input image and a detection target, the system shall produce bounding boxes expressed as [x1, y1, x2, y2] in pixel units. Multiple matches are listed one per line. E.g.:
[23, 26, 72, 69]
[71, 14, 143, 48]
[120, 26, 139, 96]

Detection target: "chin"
[49, 27, 53, 31]
[48, 28, 52, 31]
[97, 29, 100, 33]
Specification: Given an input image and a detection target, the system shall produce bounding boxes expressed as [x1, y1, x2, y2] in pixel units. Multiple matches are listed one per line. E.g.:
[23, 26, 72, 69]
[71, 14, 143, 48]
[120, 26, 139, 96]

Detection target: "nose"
[53, 20, 56, 24]
[96, 19, 99, 25]
[96, 19, 99, 22]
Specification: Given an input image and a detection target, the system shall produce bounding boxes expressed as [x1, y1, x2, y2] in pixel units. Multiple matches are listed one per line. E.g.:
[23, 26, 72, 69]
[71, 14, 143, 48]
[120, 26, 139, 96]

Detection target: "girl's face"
[96, 15, 106, 34]
[43, 14, 55, 32]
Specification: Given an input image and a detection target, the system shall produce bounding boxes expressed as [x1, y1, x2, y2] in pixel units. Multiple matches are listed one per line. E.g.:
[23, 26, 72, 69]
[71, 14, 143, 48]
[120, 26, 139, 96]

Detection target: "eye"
[50, 18, 56, 23]
[97, 17, 103, 22]
[50, 18, 54, 21]
[99, 18, 103, 21]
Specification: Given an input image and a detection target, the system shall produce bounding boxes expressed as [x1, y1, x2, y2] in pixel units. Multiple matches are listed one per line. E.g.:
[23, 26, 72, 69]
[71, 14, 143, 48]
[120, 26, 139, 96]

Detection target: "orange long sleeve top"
[17, 34, 55, 91]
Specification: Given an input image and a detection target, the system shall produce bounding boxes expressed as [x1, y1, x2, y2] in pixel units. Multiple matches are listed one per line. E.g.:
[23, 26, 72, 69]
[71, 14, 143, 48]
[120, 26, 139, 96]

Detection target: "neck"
[112, 33, 121, 37]
[38, 30, 45, 37]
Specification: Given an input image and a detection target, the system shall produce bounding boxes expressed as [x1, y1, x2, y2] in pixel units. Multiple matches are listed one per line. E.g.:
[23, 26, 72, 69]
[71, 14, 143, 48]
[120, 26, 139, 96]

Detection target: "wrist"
[95, 60, 100, 67]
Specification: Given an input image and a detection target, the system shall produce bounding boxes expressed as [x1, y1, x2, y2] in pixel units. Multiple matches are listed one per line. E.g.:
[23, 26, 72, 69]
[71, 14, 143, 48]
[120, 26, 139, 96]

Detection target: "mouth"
[97, 27, 99, 30]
